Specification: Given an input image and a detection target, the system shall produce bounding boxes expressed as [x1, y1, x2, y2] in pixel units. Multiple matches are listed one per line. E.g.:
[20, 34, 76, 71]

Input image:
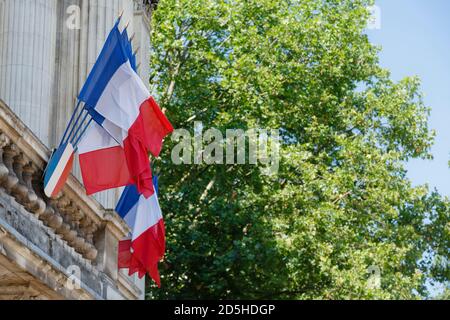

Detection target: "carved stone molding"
[0, 138, 97, 261]
[0, 133, 10, 184]
[0, 100, 130, 263]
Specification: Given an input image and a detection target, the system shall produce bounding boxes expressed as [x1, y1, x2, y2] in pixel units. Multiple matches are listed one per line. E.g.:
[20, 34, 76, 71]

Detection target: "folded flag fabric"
[44, 142, 75, 198]
[122, 28, 137, 72]
[77, 122, 131, 195]
[116, 176, 165, 287]
[77, 21, 173, 197]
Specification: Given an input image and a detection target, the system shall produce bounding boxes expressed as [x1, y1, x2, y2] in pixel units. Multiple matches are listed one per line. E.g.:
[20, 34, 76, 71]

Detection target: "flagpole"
[70, 111, 91, 144]
[59, 100, 82, 147]
[44, 10, 141, 198]
[73, 118, 93, 149]
[60, 11, 124, 147]
[64, 108, 87, 145]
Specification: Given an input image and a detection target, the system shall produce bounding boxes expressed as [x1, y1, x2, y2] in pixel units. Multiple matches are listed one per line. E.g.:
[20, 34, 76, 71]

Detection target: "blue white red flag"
[43, 18, 147, 199]
[77, 21, 173, 197]
[116, 176, 165, 287]
[44, 142, 75, 198]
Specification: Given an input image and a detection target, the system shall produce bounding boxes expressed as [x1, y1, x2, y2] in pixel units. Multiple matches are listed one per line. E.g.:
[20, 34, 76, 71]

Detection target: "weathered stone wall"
[0, 189, 102, 299]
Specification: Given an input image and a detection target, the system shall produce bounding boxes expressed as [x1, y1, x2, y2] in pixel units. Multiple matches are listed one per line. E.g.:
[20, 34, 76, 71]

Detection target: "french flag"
[116, 176, 165, 287]
[77, 22, 173, 197]
[44, 142, 75, 198]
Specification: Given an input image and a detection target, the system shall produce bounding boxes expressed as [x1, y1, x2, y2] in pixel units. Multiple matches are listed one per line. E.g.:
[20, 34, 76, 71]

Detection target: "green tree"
[148, 0, 449, 299]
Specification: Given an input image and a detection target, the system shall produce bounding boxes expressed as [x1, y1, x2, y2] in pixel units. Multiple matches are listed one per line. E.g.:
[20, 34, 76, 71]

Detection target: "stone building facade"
[0, 0, 157, 300]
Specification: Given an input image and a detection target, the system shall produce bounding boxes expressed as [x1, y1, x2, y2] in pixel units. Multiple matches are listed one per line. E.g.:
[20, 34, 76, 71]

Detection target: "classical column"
[0, 0, 57, 146]
[49, 0, 82, 149]
[78, 0, 134, 84]
[133, 1, 152, 86]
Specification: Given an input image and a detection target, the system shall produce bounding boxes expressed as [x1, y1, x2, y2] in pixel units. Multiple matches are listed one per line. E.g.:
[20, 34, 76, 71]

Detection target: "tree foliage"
[148, 0, 449, 299]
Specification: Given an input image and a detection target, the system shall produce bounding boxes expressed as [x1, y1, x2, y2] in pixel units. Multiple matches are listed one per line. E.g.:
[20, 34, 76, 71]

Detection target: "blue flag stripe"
[115, 176, 160, 219]
[78, 25, 128, 116]
[122, 29, 137, 72]
[44, 142, 69, 185]
[116, 184, 141, 219]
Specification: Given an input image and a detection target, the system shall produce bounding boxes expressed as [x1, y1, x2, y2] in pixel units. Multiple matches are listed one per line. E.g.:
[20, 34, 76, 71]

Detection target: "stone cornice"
[0, 216, 96, 300]
[0, 99, 130, 261]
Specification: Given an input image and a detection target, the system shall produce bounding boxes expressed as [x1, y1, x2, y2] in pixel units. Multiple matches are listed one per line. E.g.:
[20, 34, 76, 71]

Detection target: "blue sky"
[366, 0, 450, 197]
